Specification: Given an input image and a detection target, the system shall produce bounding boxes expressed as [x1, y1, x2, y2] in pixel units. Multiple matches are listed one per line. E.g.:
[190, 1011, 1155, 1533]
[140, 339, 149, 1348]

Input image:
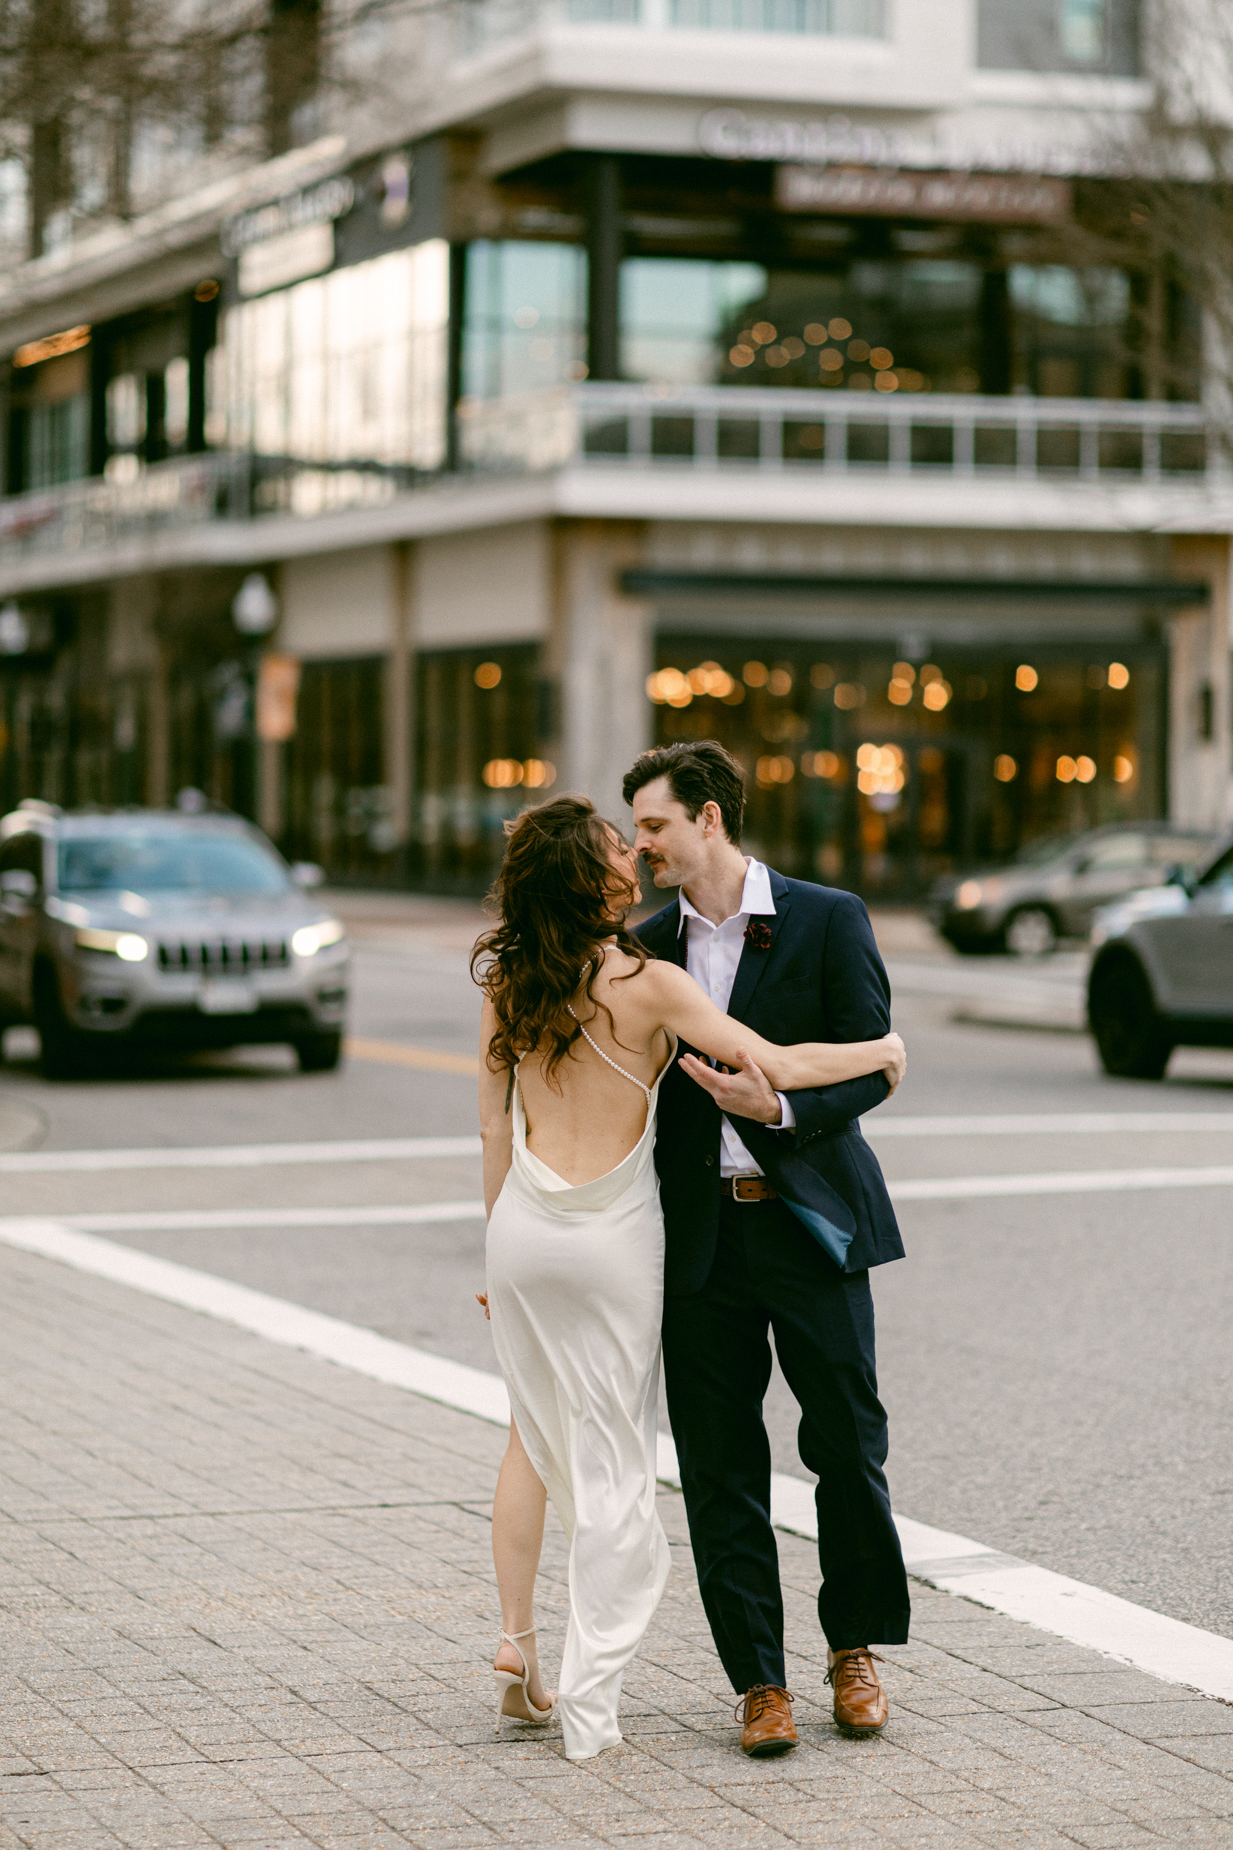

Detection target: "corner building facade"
[2, 0, 1232, 899]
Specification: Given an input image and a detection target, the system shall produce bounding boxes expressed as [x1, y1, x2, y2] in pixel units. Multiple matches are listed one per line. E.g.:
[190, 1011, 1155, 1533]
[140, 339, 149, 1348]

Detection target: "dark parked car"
[1088, 833, 1233, 1077]
[0, 801, 348, 1076]
[930, 823, 1218, 957]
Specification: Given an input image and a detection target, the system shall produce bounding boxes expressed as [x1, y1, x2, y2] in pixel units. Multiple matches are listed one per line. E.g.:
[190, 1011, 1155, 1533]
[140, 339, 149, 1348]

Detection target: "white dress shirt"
[678, 857, 795, 1177]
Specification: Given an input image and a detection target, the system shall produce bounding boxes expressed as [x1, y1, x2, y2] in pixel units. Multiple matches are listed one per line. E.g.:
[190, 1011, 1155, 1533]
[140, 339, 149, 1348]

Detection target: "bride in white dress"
[473, 797, 905, 1762]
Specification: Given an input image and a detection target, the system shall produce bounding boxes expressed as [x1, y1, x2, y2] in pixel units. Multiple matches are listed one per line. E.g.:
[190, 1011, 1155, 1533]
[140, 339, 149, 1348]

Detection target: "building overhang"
[2, 464, 1231, 603]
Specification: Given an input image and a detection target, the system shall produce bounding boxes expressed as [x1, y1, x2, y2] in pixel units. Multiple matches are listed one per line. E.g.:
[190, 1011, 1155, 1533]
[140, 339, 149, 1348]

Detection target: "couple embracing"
[474, 740, 911, 1762]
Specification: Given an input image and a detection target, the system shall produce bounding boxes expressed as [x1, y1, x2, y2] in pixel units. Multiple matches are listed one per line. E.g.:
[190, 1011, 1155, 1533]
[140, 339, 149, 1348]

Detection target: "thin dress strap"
[566, 1004, 653, 1105]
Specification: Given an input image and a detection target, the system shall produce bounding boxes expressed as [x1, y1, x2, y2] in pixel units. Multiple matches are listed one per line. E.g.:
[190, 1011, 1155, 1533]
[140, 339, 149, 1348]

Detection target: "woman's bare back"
[517, 947, 672, 1185]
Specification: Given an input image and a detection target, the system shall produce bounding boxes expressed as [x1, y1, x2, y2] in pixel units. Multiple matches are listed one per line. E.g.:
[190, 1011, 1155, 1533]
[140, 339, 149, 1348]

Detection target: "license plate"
[198, 979, 259, 1015]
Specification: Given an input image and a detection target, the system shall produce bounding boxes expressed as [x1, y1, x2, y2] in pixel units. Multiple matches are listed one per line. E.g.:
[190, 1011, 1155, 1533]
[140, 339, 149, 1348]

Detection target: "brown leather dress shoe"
[827, 1649, 888, 1735]
[736, 1684, 797, 1756]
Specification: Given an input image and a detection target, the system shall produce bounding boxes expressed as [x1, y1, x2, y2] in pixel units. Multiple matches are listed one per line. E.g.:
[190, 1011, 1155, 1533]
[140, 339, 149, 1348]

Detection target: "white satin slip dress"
[486, 1022, 675, 1761]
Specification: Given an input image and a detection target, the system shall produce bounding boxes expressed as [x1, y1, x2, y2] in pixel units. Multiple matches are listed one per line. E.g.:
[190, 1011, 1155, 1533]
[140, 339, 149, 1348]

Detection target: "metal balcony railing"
[458, 383, 1218, 484]
[0, 386, 1220, 572]
[0, 452, 252, 563]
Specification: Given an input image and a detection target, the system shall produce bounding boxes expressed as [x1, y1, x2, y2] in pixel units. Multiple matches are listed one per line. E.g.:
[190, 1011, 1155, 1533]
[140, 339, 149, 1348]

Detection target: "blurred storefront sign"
[256, 653, 302, 744]
[774, 165, 1071, 223]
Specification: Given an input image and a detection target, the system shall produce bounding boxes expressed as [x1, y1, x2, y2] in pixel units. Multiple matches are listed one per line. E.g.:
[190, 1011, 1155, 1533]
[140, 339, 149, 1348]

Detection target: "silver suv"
[0, 802, 349, 1077]
[1088, 834, 1233, 1078]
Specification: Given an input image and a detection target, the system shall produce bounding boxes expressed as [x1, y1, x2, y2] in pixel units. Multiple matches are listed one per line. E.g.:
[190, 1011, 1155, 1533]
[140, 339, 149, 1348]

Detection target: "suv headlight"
[291, 919, 346, 957]
[76, 928, 149, 962]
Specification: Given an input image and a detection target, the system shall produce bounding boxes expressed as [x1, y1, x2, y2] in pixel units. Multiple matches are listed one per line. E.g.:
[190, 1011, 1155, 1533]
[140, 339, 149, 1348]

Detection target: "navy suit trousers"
[662, 1195, 911, 1693]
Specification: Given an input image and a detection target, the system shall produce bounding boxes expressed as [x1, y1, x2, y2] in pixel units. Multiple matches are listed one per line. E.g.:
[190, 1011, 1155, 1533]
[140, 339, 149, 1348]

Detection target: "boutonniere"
[744, 921, 773, 952]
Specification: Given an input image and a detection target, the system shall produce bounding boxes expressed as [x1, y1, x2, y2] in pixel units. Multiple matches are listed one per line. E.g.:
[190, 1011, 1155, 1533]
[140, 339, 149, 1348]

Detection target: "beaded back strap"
[566, 1004, 653, 1104]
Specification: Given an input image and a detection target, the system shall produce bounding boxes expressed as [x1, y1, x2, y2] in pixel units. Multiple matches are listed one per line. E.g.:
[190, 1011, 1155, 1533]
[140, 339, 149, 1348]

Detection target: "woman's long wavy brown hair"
[471, 796, 648, 1086]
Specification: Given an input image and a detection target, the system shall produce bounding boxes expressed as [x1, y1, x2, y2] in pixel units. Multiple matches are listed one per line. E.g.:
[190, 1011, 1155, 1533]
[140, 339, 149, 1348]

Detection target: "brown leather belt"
[724, 1174, 778, 1203]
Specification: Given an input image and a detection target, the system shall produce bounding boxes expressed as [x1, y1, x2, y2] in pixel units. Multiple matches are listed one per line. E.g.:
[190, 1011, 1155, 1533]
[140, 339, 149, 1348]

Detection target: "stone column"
[386, 540, 417, 875]
[1169, 536, 1233, 828]
[549, 520, 652, 824]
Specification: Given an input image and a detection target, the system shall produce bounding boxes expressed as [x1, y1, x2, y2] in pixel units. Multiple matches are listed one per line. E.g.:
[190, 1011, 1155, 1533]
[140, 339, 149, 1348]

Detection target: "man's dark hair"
[622, 740, 746, 844]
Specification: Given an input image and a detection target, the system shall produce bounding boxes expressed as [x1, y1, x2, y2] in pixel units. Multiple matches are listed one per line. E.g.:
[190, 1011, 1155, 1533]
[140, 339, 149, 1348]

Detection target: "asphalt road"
[2, 912, 1231, 1648]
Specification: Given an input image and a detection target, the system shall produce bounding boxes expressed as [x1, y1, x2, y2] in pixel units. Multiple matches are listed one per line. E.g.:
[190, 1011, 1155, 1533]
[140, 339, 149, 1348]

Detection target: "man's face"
[632, 776, 712, 888]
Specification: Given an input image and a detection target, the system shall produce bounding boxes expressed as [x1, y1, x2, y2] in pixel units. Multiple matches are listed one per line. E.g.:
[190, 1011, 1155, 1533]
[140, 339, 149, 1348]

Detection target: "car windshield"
[1012, 831, 1085, 868]
[58, 831, 289, 895]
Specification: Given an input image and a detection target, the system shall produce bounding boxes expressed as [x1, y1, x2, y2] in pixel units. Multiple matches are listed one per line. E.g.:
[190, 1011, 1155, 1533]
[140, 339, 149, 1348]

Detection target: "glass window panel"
[221, 242, 449, 476]
[621, 258, 767, 384]
[462, 241, 587, 401]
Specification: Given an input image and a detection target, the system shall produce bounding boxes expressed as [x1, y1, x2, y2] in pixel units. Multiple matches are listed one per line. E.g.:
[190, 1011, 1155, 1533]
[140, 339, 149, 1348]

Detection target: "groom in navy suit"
[625, 740, 910, 1755]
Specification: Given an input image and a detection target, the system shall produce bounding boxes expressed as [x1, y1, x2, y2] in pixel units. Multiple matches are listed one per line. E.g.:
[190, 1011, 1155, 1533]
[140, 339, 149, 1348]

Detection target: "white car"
[1088, 836, 1233, 1077]
[0, 802, 349, 1077]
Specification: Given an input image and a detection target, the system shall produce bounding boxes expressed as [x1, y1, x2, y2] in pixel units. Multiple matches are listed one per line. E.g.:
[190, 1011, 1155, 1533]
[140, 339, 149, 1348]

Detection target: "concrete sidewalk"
[2, 1245, 1233, 1850]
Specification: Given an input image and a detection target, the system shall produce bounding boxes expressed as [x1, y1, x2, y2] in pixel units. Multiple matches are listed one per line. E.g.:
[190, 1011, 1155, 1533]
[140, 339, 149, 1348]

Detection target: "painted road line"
[2, 1214, 1231, 1707]
[22, 1158, 1233, 1233]
[6, 1115, 1233, 1175]
[0, 1136, 481, 1175]
[867, 1111, 1233, 1138]
[0, 1218, 507, 1421]
[10, 1202, 487, 1234]
[345, 1037, 479, 1075]
[889, 1163, 1233, 1202]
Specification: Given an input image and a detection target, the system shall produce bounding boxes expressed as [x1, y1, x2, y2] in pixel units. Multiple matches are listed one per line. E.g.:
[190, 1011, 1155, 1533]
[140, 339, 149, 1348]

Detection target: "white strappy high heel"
[493, 1626, 556, 1732]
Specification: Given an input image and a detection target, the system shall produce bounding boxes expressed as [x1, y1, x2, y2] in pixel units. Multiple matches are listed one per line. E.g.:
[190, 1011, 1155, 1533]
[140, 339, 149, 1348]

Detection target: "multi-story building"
[2, 0, 1229, 900]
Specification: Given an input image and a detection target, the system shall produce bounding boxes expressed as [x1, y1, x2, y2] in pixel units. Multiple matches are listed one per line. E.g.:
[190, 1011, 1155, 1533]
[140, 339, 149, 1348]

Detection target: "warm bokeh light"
[811, 662, 836, 689]
[855, 741, 905, 795]
[1016, 664, 1039, 692]
[922, 681, 952, 710]
[1075, 756, 1097, 783]
[645, 668, 693, 707]
[888, 680, 912, 705]
[848, 338, 871, 361]
[768, 666, 793, 695]
[1107, 661, 1130, 689]
[818, 348, 844, 371]
[1113, 753, 1135, 783]
[804, 323, 827, 344]
[993, 754, 1018, 782]
[687, 661, 735, 698]
[752, 321, 777, 344]
[522, 760, 556, 788]
[919, 664, 943, 685]
[482, 758, 524, 788]
[474, 662, 502, 689]
[833, 682, 865, 710]
[729, 345, 755, 367]
[828, 317, 852, 339]
[743, 660, 768, 687]
[874, 371, 898, 392]
[1056, 755, 1078, 783]
[756, 754, 795, 786]
[802, 749, 841, 779]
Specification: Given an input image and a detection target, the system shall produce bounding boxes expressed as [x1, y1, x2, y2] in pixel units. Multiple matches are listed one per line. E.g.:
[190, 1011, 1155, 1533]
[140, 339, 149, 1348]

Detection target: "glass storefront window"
[413, 644, 553, 888]
[650, 638, 1163, 899]
[284, 657, 395, 882]
[462, 241, 587, 400]
[615, 252, 1178, 400]
[1009, 264, 1133, 398]
[621, 259, 768, 384]
[222, 241, 449, 476]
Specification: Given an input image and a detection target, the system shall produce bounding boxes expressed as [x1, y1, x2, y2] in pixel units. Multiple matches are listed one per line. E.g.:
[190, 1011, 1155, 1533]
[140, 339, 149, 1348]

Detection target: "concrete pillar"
[1168, 536, 1232, 827]
[386, 540, 417, 866]
[549, 520, 652, 825]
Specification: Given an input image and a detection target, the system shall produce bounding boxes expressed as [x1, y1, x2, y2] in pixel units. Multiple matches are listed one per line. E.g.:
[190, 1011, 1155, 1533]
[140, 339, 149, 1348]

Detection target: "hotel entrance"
[649, 633, 1166, 901]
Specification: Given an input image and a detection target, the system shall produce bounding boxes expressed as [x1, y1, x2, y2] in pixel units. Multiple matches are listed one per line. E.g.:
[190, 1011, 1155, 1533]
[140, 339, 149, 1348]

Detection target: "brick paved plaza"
[3, 1242, 1233, 1850]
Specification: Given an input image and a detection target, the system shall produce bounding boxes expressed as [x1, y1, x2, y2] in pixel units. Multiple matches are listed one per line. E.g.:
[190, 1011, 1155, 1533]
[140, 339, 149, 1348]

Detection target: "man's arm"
[780, 890, 894, 1145]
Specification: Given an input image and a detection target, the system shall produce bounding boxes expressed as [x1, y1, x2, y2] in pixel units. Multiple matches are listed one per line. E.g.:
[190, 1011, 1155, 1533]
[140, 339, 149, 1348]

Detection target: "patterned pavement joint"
[1, 1245, 1232, 1849]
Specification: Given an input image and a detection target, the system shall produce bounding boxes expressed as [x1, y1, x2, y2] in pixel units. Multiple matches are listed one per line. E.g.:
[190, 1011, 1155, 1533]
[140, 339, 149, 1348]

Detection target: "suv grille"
[157, 938, 289, 972]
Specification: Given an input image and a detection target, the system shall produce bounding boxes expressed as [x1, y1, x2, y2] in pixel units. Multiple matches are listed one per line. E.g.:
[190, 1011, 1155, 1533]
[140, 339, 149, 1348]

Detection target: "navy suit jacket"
[637, 870, 905, 1297]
